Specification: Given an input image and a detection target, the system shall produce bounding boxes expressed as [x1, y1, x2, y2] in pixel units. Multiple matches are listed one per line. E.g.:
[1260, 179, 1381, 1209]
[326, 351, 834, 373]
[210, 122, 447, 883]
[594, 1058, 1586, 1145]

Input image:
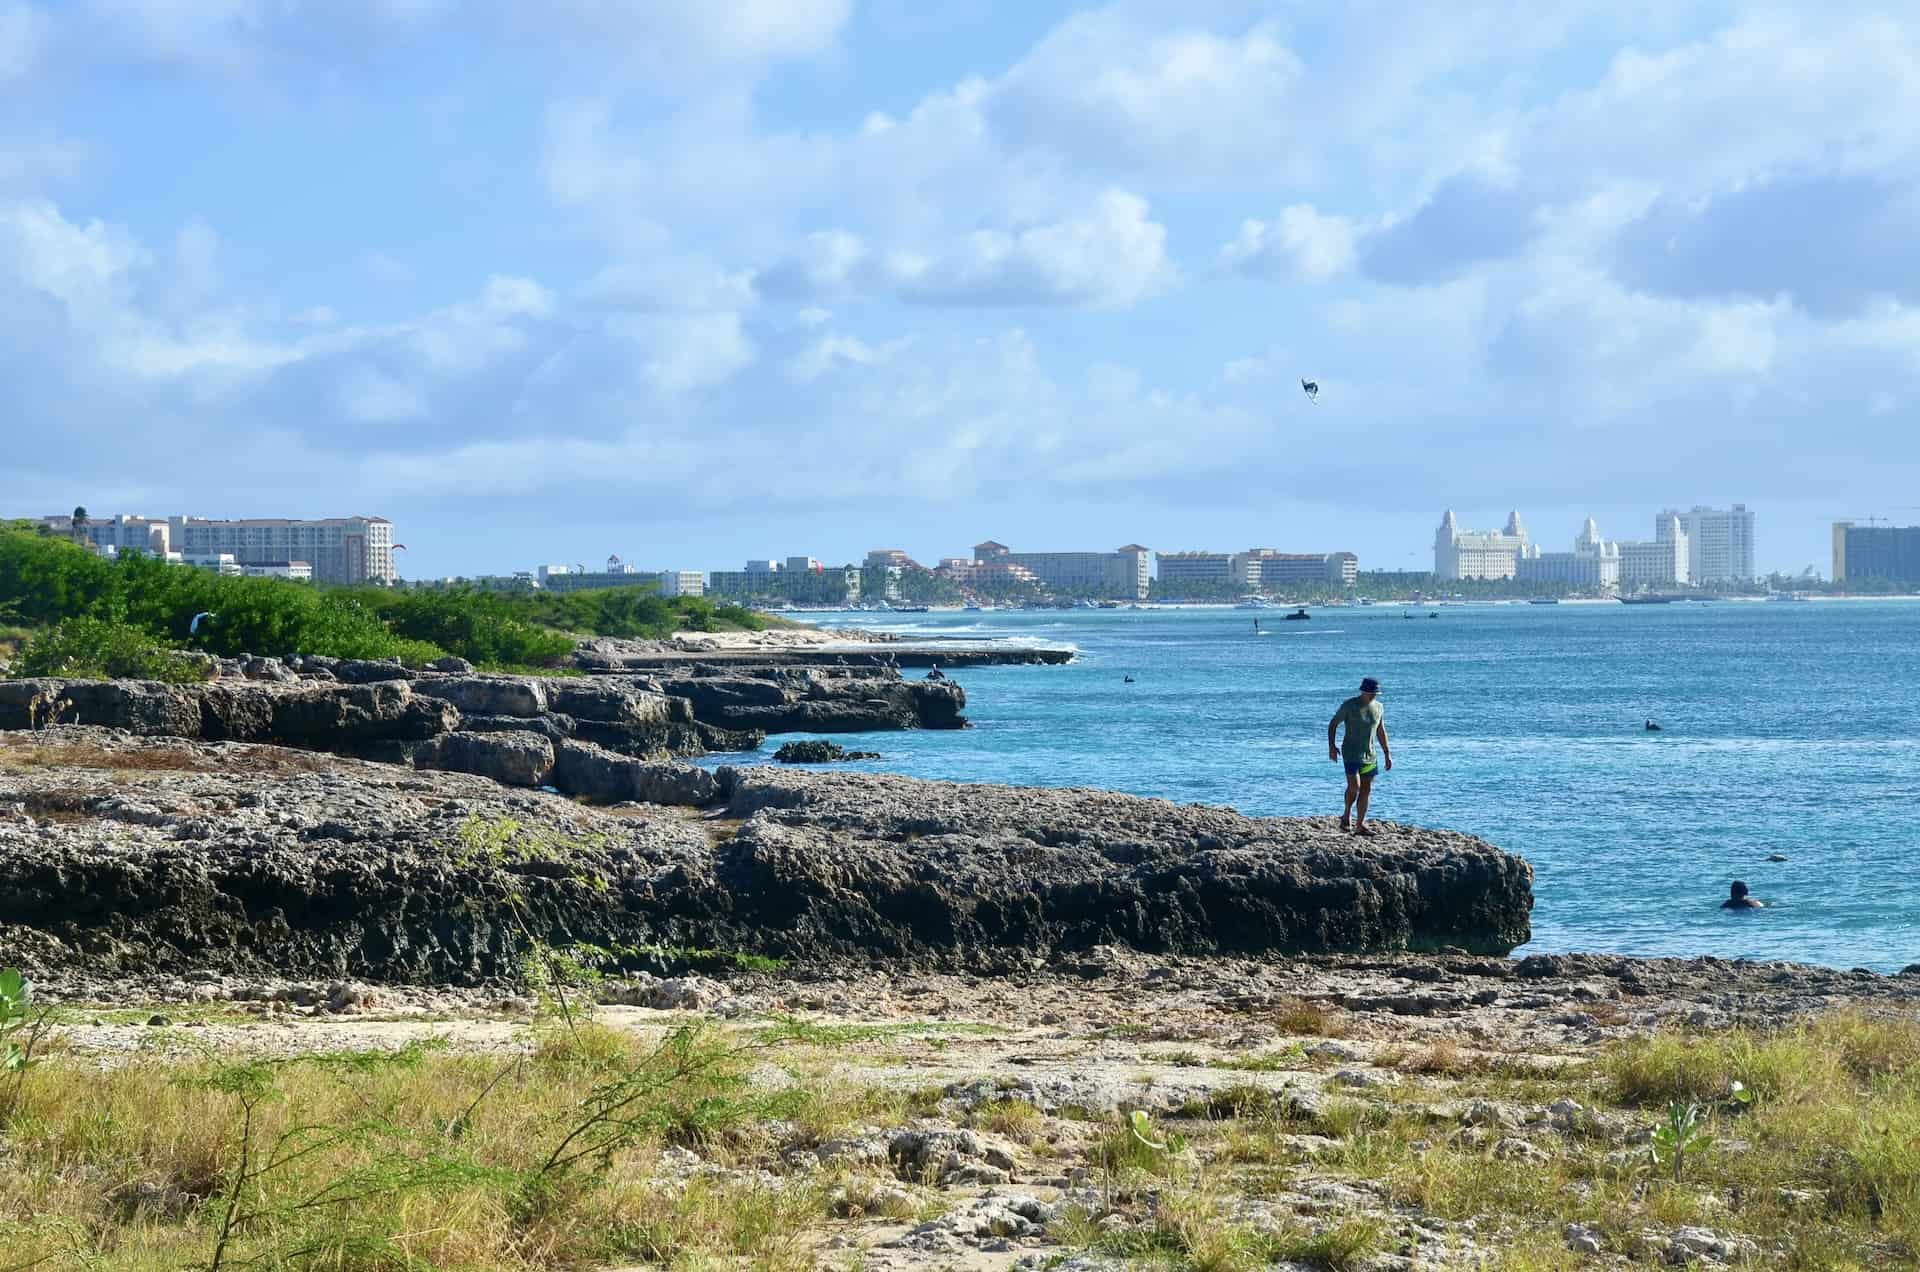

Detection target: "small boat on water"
[1529, 598, 1560, 605]
[1282, 606, 1311, 622]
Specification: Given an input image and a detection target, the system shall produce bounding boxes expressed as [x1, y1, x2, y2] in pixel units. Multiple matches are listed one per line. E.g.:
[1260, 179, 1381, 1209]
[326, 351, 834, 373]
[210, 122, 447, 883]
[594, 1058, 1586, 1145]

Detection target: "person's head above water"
[1358, 676, 1381, 699]
[1729, 881, 1749, 900]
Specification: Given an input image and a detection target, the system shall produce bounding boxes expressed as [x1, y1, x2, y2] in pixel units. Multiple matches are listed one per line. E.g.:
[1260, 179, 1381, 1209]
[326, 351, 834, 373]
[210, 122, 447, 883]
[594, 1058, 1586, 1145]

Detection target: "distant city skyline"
[5, 5, 1915, 580]
[30, 496, 1909, 584]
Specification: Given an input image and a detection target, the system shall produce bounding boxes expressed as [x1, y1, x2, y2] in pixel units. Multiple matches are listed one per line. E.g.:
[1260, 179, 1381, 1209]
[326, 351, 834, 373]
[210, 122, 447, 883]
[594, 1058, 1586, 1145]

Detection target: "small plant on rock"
[1648, 1100, 1711, 1183]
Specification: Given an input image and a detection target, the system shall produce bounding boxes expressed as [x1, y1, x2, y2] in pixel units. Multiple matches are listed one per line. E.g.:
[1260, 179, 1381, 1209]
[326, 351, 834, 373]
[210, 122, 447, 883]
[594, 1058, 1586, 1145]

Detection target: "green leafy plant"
[1649, 1100, 1712, 1182]
[1129, 1108, 1169, 1152]
[1, 967, 49, 1117]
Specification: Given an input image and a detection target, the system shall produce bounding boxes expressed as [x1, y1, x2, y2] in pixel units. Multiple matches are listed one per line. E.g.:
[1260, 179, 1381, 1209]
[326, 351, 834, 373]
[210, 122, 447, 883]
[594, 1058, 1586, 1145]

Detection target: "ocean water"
[706, 601, 1920, 972]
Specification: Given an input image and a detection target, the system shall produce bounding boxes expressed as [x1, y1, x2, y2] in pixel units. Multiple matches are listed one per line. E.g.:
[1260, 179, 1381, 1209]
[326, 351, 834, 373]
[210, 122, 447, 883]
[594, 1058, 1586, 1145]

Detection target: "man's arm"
[1376, 720, 1392, 770]
[1327, 713, 1340, 761]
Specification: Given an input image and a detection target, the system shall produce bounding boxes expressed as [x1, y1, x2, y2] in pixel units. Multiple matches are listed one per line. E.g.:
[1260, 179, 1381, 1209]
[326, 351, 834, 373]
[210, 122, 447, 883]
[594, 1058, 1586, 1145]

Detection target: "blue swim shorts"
[1343, 759, 1379, 778]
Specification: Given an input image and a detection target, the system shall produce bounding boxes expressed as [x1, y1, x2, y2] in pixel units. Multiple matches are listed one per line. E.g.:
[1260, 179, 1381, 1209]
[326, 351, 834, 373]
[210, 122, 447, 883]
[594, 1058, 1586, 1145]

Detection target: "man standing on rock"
[1328, 677, 1391, 836]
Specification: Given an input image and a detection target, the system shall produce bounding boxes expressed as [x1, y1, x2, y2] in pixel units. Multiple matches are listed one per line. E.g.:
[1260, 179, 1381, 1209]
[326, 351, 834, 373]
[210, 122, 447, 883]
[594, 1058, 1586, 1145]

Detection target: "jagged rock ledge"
[0, 731, 1532, 984]
[0, 660, 966, 789]
[574, 636, 1073, 672]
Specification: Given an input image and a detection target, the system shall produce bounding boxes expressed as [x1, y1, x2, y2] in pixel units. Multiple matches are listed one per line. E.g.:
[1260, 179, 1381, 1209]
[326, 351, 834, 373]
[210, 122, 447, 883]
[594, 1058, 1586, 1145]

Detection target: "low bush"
[12, 618, 208, 683]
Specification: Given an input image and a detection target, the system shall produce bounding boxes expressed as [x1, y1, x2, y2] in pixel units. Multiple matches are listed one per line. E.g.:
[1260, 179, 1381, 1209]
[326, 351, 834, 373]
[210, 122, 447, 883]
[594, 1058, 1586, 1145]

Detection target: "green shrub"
[0, 526, 767, 671]
[356, 587, 574, 666]
[13, 618, 208, 683]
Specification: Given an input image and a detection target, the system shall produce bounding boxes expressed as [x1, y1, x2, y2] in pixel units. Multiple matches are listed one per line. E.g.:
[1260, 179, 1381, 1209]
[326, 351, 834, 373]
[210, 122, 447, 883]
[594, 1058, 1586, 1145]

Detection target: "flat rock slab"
[0, 731, 1530, 985]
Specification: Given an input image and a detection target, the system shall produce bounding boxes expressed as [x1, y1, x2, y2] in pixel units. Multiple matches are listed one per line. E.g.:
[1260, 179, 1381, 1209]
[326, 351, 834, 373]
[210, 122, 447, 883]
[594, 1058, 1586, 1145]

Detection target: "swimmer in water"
[1721, 880, 1764, 910]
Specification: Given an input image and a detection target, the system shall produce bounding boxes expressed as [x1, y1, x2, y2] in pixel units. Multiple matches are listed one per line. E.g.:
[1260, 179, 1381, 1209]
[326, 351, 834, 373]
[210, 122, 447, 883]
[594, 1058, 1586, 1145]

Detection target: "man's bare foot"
[1352, 824, 1375, 837]
[1338, 815, 1350, 831]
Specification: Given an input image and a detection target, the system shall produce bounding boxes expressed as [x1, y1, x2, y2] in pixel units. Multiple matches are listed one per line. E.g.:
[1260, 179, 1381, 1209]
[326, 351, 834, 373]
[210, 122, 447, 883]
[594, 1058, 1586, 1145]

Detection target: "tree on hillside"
[69, 507, 90, 543]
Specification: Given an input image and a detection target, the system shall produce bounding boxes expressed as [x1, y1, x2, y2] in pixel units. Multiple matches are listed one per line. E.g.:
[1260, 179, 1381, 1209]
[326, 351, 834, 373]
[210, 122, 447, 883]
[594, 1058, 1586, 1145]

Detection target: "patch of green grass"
[759, 1017, 1003, 1048]
[1269, 1214, 1389, 1271]
[1214, 1043, 1308, 1072]
[969, 1097, 1049, 1145]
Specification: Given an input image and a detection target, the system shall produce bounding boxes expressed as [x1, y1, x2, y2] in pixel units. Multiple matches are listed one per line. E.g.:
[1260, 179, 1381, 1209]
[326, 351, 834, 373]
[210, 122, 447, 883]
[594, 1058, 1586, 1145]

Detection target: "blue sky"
[3, 1, 1917, 579]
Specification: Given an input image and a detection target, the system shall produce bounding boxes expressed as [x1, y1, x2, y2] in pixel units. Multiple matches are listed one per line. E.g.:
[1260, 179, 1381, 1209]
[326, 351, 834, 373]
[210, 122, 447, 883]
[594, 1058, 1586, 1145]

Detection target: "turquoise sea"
[706, 600, 1920, 972]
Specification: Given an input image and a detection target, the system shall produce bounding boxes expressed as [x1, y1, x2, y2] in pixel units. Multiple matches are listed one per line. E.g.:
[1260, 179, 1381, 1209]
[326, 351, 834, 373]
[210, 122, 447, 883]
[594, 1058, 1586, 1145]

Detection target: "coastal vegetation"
[3, 977, 1918, 1270]
[0, 524, 765, 675]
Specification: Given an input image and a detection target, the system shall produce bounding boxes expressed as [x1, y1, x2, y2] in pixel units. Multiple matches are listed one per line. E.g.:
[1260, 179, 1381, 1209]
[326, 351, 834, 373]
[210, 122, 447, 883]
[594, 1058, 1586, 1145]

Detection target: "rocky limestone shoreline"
[0, 655, 965, 796]
[0, 729, 1532, 985]
[574, 633, 1075, 671]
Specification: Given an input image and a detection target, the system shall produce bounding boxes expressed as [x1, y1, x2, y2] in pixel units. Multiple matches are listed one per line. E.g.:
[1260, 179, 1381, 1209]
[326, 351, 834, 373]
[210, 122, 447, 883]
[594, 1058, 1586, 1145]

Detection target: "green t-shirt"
[1334, 695, 1384, 765]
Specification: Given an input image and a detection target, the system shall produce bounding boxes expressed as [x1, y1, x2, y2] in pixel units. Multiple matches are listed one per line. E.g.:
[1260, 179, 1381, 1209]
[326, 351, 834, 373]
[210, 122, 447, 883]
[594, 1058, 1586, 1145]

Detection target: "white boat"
[1234, 597, 1274, 610]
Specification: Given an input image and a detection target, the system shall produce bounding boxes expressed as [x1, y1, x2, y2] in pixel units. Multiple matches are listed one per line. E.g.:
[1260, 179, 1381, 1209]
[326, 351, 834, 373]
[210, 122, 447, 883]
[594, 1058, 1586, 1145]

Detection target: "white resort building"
[1516, 518, 1621, 589]
[971, 541, 1153, 600]
[1617, 512, 1691, 590]
[38, 513, 393, 584]
[1668, 505, 1755, 582]
[1434, 510, 1530, 580]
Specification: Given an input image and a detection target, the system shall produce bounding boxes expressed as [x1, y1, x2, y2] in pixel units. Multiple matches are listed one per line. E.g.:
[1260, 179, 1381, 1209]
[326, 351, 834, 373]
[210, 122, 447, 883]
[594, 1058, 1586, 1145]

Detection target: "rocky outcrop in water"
[649, 667, 965, 733]
[0, 730, 1532, 984]
[573, 636, 1073, 672]
[773, 741, 881, 763]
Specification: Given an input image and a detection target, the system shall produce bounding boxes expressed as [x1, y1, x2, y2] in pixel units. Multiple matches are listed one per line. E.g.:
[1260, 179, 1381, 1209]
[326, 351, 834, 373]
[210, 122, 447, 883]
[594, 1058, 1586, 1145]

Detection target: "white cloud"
[759, 192, 1172, 308]
[787, 331, 897, 382]
[896, 191, 1171, 307]
[1220, 206, 1357, 281]
[989, 12, 1305, 185]
[620, 311, 755, 394]
[1534, 11, 1920, 192]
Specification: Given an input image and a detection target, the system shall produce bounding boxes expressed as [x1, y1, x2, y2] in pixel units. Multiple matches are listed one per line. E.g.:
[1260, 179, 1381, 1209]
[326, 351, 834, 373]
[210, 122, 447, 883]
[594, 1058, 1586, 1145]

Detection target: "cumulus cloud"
[988, 12, 1305, 184]
[1219, 206, 1357, 281]
[757, 192, 1172, 308]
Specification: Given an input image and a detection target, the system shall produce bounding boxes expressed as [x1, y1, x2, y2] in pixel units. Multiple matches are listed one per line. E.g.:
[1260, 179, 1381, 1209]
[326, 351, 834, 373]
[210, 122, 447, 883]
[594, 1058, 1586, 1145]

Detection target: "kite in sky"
[1301, 379, 1319, 404]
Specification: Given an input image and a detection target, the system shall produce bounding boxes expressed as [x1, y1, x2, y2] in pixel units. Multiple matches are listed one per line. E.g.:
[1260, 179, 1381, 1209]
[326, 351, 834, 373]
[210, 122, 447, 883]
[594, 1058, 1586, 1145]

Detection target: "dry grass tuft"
[0, 741, 212, 773]
[1272, 996, 1348, 1038]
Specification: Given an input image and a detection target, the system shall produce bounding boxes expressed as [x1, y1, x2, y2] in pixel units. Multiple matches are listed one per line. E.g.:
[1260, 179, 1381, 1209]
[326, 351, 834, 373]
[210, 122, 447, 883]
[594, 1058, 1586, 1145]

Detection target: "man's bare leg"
[1340, 774, 1358, 829]
[1353, 772, 1376, 834]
